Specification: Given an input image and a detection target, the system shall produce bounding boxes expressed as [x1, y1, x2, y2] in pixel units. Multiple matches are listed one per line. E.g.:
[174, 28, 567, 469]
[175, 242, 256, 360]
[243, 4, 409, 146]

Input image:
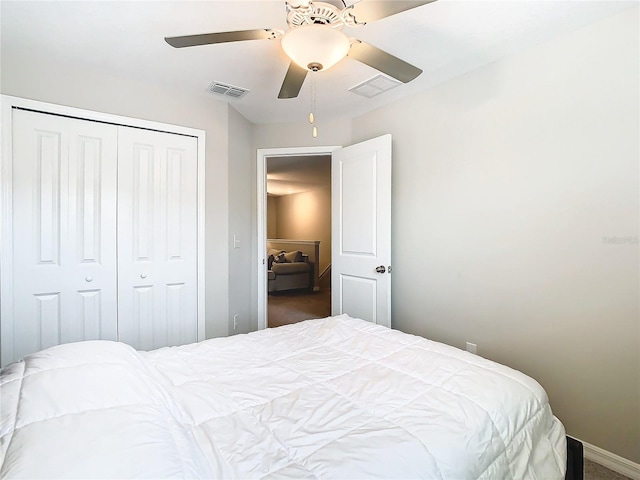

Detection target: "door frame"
[256, 145, 340, 331]
[1, 95, 207, 363]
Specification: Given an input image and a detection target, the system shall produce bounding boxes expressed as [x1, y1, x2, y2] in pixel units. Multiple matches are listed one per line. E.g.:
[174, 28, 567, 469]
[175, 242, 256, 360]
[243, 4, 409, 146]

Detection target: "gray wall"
[228, 106, 253, 335]
[350, 8, 639, 463]
[1, 49, 232, 340]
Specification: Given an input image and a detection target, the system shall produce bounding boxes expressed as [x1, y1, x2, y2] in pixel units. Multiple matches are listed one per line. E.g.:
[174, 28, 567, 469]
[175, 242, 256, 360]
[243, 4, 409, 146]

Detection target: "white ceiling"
[1, 1, 633, 125]
[267, 155, 331, 196]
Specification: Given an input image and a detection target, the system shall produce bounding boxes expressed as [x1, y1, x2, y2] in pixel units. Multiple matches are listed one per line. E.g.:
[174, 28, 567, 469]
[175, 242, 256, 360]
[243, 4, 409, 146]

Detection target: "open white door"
[332, 134, 392, 327]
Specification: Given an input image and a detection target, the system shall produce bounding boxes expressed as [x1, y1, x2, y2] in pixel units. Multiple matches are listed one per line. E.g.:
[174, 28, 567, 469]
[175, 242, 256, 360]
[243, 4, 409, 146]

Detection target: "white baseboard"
[571, 436, 640, 480]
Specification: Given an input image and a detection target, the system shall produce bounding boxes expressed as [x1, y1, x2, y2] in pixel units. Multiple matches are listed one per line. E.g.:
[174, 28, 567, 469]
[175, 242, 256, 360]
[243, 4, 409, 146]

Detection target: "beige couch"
[267, 239, 321, 291]
[267, 249, 313, 293]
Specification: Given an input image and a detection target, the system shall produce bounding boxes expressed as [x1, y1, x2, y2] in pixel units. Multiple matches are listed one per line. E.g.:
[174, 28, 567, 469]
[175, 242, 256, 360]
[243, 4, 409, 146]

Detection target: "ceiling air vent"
[349, 74, 401, 98]
[207, 82, 249, 99]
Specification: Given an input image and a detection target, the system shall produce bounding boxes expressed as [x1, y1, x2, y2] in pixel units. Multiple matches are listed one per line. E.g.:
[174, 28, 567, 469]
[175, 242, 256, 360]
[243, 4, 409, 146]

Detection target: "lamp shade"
[281, 25, 350, 72]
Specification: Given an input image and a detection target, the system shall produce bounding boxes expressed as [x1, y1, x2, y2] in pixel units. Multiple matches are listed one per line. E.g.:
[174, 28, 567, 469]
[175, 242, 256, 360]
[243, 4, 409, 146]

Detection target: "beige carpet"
[585, 459, 633, 480]
[267, 289, 331, 328]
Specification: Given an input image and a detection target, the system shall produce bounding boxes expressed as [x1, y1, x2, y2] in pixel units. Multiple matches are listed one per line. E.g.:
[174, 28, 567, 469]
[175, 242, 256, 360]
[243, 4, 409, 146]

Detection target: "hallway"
[267, 289, 331, 328]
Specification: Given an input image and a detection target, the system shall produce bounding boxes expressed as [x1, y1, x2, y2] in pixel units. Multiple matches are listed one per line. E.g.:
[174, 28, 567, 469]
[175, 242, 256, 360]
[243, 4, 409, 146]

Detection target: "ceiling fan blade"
[348, 41, 422, 83]
[165, 29, 277, 48]
[278, 62, 308, 99]
[346, 0, 436, 24]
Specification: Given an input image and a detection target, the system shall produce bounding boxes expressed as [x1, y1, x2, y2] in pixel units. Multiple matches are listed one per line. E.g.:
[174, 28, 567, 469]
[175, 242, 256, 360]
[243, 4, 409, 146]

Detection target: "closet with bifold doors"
[1, 101, 205, 367]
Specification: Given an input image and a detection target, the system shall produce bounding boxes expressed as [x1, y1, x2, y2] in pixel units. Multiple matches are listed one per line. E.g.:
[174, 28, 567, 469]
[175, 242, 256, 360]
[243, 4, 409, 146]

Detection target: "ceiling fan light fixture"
[281, 25, 350, 72]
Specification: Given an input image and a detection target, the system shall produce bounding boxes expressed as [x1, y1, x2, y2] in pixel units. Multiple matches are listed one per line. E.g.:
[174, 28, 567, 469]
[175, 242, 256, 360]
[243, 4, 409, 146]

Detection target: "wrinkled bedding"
[0, 315, 566, 479]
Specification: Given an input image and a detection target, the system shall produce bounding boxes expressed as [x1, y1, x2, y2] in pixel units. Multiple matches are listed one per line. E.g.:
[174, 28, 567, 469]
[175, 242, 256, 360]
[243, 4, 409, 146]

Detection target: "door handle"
[375, 266, 386, 274]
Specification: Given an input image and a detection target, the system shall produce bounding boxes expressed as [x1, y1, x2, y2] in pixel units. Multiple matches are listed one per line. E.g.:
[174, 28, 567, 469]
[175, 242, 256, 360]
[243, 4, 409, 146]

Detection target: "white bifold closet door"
[116, 127, 198, 351]
[4, 109, 199, 365]
[9, 109, 118, 363]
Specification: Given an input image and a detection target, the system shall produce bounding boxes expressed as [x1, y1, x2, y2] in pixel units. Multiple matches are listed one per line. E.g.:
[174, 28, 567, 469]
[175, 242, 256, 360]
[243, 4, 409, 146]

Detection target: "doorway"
[265, 154, 332, 327]
[257, 146, 340, 330]
[257, 135, 393, 331]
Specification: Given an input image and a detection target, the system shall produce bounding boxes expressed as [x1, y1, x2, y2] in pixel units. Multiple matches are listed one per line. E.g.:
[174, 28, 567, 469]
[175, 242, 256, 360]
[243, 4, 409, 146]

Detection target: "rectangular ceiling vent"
[349, 74, 402, 98]
[207, 81, 249, 100]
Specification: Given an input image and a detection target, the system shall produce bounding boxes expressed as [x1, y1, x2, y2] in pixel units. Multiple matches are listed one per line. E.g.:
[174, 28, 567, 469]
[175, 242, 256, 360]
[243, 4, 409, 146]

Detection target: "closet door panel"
[68, 117, 118, 341]
[10, 112, 65, 362]
[117, 127, 198, 351]
[5, 110, 118, 364]
[73, 289, 104, 342]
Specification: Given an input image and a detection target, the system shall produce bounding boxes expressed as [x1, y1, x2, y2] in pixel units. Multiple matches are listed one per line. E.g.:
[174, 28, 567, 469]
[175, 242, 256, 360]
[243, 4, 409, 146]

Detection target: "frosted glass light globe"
[281, 25, 350, 72]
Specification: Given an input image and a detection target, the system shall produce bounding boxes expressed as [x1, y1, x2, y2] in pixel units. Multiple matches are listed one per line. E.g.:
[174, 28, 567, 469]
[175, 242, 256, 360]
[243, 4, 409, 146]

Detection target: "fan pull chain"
[309, 70, 318, 138]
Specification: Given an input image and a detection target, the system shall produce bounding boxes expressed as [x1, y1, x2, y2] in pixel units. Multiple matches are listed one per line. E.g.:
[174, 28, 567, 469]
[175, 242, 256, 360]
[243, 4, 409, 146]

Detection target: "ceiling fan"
[165, 0, 436, 99]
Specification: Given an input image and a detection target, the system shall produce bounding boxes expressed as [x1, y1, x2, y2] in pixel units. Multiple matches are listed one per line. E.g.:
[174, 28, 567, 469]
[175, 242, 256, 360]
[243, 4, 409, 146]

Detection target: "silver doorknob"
[375, 266, 386, 274]
[140, 274, 147, 279]
[85, 276, 93, 282]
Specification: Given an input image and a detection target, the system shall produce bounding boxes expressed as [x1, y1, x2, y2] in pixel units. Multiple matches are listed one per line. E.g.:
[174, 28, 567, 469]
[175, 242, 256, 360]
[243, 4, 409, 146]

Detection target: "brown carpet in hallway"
[268, 289, 331, 328]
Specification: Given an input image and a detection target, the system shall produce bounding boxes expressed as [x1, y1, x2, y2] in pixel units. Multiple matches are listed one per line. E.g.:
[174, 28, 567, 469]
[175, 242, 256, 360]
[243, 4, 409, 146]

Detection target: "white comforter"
[0, 315, 566, 479]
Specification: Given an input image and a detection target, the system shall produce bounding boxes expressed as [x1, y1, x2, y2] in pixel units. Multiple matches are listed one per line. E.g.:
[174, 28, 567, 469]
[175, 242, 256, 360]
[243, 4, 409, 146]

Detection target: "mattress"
[0, 314, 566, 479]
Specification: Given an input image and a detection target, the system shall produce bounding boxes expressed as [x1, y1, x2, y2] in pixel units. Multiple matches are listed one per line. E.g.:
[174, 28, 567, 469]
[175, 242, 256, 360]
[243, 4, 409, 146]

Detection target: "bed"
[0, 314, 566, 479]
